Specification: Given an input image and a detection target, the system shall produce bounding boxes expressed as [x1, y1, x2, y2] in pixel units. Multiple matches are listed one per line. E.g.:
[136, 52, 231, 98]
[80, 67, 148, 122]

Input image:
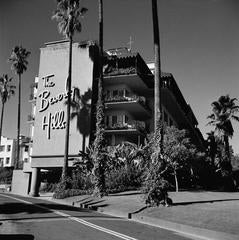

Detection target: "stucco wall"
[32, 41, 94, 168]
[11, 170, 31, 196]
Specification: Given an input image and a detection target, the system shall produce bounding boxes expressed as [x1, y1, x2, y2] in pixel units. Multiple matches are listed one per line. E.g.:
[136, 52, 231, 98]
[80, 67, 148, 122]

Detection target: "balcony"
[103, 53, 154, 94]
[27, 114, 35, 123]
[105, 95, 151, 118]
[105, 120, 146, 135]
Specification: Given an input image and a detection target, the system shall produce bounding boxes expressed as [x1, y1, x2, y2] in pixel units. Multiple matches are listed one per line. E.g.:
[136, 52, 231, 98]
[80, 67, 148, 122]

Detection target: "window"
[118, 90, 124, 97]
[106, 116, 109, 127]
[7, 145, 11, 152]
[106, 90, 110, 99]
[25, 146, 29, 152]
[124, 115, 129, 124]
[6, 158, 10, 164]
[112, 115, 117, 126]
[0, 145, 5, 152]
[0, 158, 3, 167]
[113, 90, 118, 97]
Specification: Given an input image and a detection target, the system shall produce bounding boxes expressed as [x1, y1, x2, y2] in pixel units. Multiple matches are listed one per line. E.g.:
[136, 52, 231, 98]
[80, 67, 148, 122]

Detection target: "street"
[0, 193, 199, 240]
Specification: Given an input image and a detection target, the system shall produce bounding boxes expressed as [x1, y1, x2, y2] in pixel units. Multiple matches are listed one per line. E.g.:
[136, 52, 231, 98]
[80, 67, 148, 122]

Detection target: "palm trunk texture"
[152, 0, 163, 153]
[0, 102, 5, 146]
[62, 36, 72, 181]
[16, 74, 21, 169]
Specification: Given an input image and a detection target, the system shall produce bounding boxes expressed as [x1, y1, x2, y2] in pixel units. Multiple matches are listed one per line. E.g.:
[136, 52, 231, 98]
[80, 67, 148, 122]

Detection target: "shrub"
[53, 189, 93, 199]
[106, 164, 142, 192]
[0, 167, 13, 184]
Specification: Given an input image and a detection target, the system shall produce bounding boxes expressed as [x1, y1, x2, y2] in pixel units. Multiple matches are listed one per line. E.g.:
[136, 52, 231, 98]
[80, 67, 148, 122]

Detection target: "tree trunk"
[93, 0, 106, 196]
[62, 35, 72, 182]
[151, 0, 163, 152]
[174, 170, 179, 192]
[224, 135, 230, 161]
[82, 134, 86, 153]
[0, 102, 5, 146]
[16, 73, 21, 169]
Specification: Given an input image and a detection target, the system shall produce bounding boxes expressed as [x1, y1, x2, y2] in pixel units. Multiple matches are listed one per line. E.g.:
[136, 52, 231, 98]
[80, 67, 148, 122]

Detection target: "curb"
[72, 200, 239, 240]
[36, 195, 239, 240]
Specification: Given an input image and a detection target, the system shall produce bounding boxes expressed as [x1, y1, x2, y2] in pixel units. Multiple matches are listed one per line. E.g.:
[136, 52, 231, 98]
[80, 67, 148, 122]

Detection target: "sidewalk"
[40, 191, 239, 240]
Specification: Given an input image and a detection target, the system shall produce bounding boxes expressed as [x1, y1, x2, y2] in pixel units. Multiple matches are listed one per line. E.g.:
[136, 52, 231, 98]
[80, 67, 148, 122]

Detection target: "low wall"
[11, 170, 31, 196]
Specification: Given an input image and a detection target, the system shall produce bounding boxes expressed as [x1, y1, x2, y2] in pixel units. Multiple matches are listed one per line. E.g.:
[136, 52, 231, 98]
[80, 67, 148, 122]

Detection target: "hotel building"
[11, 40, 205, 196]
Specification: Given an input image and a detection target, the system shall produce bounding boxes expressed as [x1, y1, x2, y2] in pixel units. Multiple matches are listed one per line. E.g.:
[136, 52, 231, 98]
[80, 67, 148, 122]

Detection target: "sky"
[0, 0, 239, 153]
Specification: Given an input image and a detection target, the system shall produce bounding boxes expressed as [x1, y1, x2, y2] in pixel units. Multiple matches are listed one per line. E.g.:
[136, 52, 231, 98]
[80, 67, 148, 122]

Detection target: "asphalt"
[38, 190, 239, 240]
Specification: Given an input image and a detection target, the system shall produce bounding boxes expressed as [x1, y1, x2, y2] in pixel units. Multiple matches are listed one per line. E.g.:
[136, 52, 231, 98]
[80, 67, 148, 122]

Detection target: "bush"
[0, 167, 13, 184]
[53, 189, 93, 199]
[106, 164, 142, 192]
[53, 171, 94, 199]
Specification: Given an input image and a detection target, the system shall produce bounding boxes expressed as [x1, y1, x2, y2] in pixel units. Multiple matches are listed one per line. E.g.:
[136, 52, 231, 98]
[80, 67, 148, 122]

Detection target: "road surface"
[0, 192, 201, 240]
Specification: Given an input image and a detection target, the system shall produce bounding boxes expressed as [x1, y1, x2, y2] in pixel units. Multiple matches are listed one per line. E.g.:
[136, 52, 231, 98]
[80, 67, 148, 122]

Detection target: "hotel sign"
[32, 43, 94, 159]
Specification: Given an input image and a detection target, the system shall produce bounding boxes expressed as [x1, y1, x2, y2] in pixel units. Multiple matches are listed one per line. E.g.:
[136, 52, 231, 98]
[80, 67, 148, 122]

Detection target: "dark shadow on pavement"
[0, 234, 34, 240]
[109, 191, 141, 197]
[173, 198, 239, 206]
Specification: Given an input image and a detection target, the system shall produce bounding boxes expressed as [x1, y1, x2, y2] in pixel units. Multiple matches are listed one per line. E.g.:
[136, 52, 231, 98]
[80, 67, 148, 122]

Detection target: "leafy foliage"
[0, 74, 15, 105]
[52, 0, 87, 38]
[142, 121, 172, 206]
[0, 167, 13, 184]
[105, 142, 144, 192]
[9, 46, 30, 75]
[207, 95, 239, 190]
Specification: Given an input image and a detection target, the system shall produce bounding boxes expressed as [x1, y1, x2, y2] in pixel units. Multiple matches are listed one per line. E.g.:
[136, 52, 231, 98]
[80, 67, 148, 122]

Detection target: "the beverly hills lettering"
[39, 74, 72, 139]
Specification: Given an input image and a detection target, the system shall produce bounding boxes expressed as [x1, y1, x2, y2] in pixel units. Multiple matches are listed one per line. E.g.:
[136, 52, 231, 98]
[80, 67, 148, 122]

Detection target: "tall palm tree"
[151, 0, 163, 152]
[9, 46, 30, 169]
[0, 74, 15, 146]
[92, 0, 106, 196]
[208, 95, 239, 162]
[52, 0, 87, 182]
[70, 88, 91, 152]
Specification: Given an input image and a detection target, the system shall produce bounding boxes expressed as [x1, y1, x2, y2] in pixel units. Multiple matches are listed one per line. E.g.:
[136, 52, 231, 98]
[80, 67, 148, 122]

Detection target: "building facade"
[16, 41, 205, 196]
[0, 135, 29, 168]
[0, 136, 16, 167]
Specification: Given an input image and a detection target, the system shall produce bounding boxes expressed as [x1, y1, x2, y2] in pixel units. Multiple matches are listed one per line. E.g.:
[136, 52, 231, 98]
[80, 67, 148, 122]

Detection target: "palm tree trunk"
[174, 169, 179, 192]
[62, 36, 72, 182]
[224, 135, 230, 161]
[16, 73, 21, 169]
[93, 0, 106, 196]
[151, 0, 163, 152]
[82, 134, 86, 153]
[0, 102, 5, 146]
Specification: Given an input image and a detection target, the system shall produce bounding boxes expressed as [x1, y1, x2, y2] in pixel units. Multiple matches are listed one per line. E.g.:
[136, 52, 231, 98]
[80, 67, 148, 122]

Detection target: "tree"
[9, 46, 30, 169]
[151, 0, 163, 152]
[163, 126, 202, 192]
[92, 0, 106, 197]
[70, 88, 91, 152]
[208, 95, 239, 162]
[52, 0, 87, 184]
[0, 74, 15, 146]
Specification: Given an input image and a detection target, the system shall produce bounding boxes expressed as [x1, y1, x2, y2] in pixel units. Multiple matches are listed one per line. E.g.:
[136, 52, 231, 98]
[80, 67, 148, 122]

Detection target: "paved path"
[0, 193, 198, 240]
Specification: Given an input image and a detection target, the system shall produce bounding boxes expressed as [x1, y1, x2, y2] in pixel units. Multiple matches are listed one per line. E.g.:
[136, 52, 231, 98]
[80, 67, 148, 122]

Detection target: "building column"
[29, 168, 40, 197]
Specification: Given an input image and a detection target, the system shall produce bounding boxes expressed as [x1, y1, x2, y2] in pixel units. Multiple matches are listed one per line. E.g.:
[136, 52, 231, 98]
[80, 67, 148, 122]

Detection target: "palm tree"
[151, 0, 163, 152]
[9, 46, 30, 169]
[70, 88, 91, 152]
[208, 95, 239, 162]
[0, 74, 15, 146]
[52, 0, 87, 182]
[92, 0, 106, 196]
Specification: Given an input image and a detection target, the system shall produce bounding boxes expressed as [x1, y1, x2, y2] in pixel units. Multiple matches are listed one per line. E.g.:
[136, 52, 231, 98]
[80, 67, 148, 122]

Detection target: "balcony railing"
[106, 120, 146, 133]
[105, 95, 151, 112]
